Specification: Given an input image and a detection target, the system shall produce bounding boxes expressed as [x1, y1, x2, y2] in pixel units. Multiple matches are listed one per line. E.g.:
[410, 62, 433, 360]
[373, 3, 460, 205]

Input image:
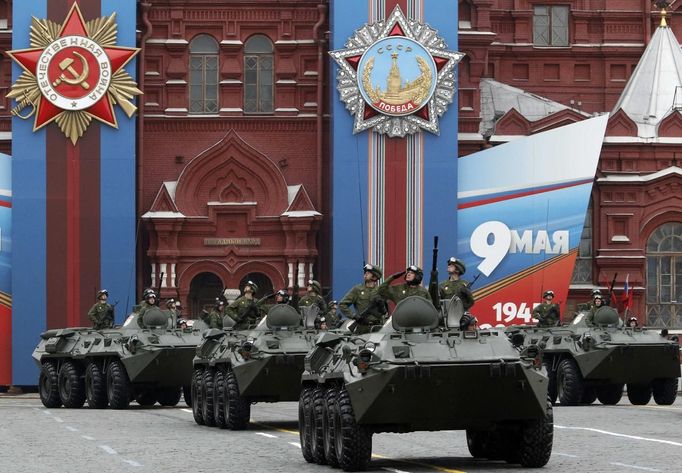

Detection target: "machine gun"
[348, 296, 388, 332]
[428, 236, 440, 305]
[155, 272, 164, 306]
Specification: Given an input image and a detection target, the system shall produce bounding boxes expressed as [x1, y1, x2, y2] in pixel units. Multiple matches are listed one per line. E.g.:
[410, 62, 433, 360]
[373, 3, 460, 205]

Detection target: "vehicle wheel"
[191, 368, 204, 425]
[626, 383, 652, 405]
[107, 360, 131, 409]
[135, 389, 157, 406]
[156, 386, 182, 406]
[225, 370, 250, 430]
[652, 378, 678, 405]
[183, 385, 191, 407]
[311, 386, 327, 465]
[580, 387, 597, 404]
[85, 362, 107, 409]
[58, 361, 86, 408]
[39, 361, 62, 408]
[556, 358, 584, 405]
[466, 430, 490, 458]
[544, 363, 557, 404]
[323, 386, 340, 467]
[213, 370, 227, 429]
[335, 387, 372, 471]
[299, 386, 314, 463]
[202, 369, 216, 427]
[517, 397, 553, 468]
[597, 383, 624, 405]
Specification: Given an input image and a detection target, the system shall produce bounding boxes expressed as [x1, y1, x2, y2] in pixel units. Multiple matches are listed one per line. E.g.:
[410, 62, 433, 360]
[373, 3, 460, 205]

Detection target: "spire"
[611, 5, 682, 138]
[654, 0, 670, 28]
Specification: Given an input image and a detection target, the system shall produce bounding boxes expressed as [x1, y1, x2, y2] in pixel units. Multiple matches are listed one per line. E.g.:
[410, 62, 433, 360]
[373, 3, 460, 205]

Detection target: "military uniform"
[339, 284, 386, 333]
[227, 296, 264, 329]
[137, 301, 155, 328]
[378, 273, 431, 305]
[439, 279, 474, 310]
[533, 302, 560, 327]
[88, 301, 114, 330]
[205, 308, 225, 329]
[298, 294, 328, 315]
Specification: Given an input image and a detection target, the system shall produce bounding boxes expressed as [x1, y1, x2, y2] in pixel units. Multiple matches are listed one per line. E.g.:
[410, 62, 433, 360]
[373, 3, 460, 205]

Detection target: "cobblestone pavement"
[1, 394, 680, 473]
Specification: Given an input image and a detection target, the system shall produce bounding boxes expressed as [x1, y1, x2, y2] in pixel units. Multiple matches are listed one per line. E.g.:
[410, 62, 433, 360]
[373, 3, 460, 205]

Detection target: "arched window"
[189, 34, 219, 113]
[646, 222, 682, 327]
[244, 35, 273, 113]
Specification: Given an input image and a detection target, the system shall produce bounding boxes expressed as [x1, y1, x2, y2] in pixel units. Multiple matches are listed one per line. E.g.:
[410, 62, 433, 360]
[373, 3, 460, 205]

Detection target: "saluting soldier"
[299, 280, 328, 314]
[206, 298, 226, 329]
[88, 289, 114, 330]
[339, 264, 387, 333]
[378, 265, 432, 306]
[438, 257, 474, 310]
[137, 289, 157, 328]
[227, 281, 264, 329]
[533, 290, 561, 327]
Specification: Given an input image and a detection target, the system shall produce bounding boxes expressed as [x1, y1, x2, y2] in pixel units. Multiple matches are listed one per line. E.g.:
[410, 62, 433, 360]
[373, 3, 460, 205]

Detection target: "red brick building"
[1, 0, 681, 326]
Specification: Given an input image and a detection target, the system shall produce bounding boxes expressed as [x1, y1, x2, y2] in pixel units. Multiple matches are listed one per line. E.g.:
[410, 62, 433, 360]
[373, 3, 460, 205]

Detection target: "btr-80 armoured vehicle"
[506, 306, 680, 406]
[191, 305, 320, 429]
[300, 296, 553, 471]
[34, 307, 206, 409]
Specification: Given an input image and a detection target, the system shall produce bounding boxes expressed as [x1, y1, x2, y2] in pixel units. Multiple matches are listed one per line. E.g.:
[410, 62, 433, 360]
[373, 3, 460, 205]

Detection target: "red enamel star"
[7, 3, 139, 132]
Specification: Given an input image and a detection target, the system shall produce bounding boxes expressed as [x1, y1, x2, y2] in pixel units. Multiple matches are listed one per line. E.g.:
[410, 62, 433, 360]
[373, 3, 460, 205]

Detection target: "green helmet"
[244, 280, 258, 293]
[447, 257, 466, 275]
[363, 263, 383, 279]
[307, 279, 322, 294]
[406, 265, 424, 284]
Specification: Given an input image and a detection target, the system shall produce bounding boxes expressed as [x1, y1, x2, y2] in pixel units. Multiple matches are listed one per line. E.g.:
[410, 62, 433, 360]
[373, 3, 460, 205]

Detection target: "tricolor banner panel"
[0, 153, 11, 385]
[10, 0, 137, 385]
[331, 0, 459, 298]
[457, 115, 609, 328]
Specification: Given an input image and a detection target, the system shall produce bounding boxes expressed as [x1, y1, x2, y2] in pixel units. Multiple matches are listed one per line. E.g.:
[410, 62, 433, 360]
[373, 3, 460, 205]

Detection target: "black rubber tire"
[183, 385, 192, 407]
[517, 397, 554, 468]
[557, 358, 584, 406]
[202, 369, 216, 427]
[299, 386, 315, 463]
[627, 383, 652, 405]
[225, 370, 250, 430]
[311, 386, 327, 465]
[652, 378, 678, 405]
[336, 387, 372, 472]
[85, 362, 107, 409]
[323, 386, 340, 467]
[580, 387, 598, 405]
[213, 370, 227, 429]
[191, 368, 204, 425]
[39, 361, 62, 408]
[58, 361, 86, 408]
[466, 430, 490, 458]
[135, 389, 157, 406]
[156, 386, 182, 406]
[107, 360, 131, 409]
[597, 383, 624, 405]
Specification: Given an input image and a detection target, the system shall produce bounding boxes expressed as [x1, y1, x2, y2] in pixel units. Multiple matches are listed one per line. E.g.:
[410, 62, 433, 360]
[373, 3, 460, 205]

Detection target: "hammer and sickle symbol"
[52, 51, 90, 90]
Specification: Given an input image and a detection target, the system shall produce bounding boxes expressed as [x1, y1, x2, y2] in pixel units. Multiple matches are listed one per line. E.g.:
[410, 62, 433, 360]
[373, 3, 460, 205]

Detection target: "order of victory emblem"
[330, 6, 464, 137]
[6, 3, 141, 144]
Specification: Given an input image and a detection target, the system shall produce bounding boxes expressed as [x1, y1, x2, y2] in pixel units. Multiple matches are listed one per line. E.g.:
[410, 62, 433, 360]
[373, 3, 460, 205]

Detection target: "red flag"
[622, 274, 633, 310]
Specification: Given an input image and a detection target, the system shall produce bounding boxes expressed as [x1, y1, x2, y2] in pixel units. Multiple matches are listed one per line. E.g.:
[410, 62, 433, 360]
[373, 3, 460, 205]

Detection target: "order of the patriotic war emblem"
[6, 3, 141, 144]
[330, 6, 464, 137]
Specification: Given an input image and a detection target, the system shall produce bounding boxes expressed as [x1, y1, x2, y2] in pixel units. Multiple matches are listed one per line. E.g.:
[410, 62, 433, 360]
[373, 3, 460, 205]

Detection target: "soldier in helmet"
[88, 289, 114, 330]
[459, 313, 478, 331]
[165, 298, 178, 327]
[227, 281, 264, 329]
[206, 298, 226, 329]
[627, 316, 639, 328]
[137, 289, 157, 328]
[585, 293, 605, 326]
[378, 265, 432, 307]
[437, 257, 474, 310]
[533, 290, 561, 327]
[578, 289, 603, 312]
[299, 279, 328, 314]
[339, 264, 387, 334]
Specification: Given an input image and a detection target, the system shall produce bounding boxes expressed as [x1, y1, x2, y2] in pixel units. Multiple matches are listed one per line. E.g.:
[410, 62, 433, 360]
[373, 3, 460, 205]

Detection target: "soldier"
[137, 289, 157, 328]
[227, 281, 264, 329]
[165, 298, 178, 327]
[378, 265, 432, 306]
[459, 313, 478, 331]
[326, 300, 340, 327]
[578, 289, 603, 312]
[299, 279, 328, 314]
[627, 316, 639, 328]
[87, 289, 114, 330]
[339, 264, 387, 334]
[533, 290, 561, 327]
[437, 257, 474, 310]
[585, 293, 604, 326]
[206, 298, 226, 329]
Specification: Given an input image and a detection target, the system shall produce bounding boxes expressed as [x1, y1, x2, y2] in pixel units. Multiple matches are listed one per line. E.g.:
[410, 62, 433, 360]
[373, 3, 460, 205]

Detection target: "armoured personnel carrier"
[300, 296, 553, 471]
[506, 306, 681, 406]
[191, 304, 319, 429]
[34, 307, 206, 409]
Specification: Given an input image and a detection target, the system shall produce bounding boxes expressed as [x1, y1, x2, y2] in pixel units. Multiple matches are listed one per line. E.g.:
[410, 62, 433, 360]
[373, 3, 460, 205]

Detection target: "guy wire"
[355, 133, 366, 264]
